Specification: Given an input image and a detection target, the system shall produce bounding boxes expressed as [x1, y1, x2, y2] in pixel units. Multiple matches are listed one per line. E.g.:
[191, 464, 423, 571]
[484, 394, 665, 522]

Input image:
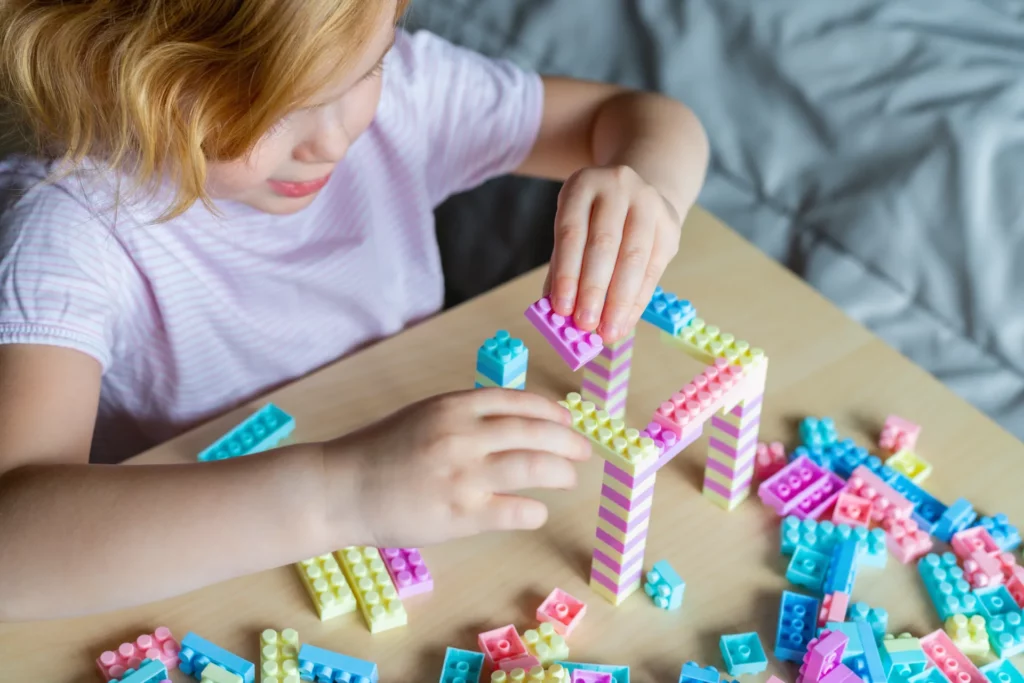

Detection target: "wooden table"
[4, 207, 1022, 683]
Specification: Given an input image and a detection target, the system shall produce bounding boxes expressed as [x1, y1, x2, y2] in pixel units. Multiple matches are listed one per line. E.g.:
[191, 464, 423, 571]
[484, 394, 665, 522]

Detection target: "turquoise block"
[197, 403, 295, 461]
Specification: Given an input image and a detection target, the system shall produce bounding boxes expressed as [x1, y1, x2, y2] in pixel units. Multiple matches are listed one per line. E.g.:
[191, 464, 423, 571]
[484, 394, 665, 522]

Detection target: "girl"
[0, 0, 708, 620]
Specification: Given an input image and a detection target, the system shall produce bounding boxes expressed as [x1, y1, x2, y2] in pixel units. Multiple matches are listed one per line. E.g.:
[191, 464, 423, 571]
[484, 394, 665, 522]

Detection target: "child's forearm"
[0, 443, 353, 621]
[591, 91, 709, 224]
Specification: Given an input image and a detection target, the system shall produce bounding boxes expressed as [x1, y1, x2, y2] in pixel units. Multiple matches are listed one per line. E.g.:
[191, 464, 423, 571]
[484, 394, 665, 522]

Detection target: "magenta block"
[758, 455, 835, 517]
[380, 548, 433, 598]
[525, 296, 604, 370]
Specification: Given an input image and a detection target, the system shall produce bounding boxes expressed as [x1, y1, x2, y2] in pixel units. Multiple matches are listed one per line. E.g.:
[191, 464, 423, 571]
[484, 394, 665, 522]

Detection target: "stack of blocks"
[704, 389, 763, 511]
[476, 330, 528, 390]
[580, 330, 635, 419]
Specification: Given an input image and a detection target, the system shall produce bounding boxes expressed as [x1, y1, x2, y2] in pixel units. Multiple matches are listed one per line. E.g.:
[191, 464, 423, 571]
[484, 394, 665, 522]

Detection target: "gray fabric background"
[405, 0, 1024, 439]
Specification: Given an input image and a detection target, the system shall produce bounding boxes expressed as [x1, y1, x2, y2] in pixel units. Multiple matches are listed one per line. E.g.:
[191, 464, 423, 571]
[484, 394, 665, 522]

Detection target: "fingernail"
[603, 324, 620, 341]
[577, 308, 598, 327]
[554, 297, 574, 314]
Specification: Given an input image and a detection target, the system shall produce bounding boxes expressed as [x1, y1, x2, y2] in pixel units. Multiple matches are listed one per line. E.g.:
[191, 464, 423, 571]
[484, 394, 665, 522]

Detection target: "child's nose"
[301, 116, 351, 164]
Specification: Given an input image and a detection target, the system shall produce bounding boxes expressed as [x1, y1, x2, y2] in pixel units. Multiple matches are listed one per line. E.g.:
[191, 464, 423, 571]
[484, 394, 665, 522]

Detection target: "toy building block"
[178, 633, 254, 683]
[800, 417, 838, 449]
[852, 621, 887, 683]
[758, 456, 844, 520]
[478, 624, 539, 673]
[336, 546, 407, 633]
[200, 665, 243, 683]
[476, 330, 529, 388]
[920, 629, 985, 683]
[108, 659, 170, 683]
[560, 393, 659, 478]
[380, 548, 433, 599]
[882, 513, 934, 564]
[651, 358, 752, 439]
[879, 470, 946, 534]
[524, 623, 570, 666]
[570, 671, 612, 683]
[661, 317, 766, 370]
[847, 603, 888, 642]
[1005, 564, 1024, 609]
[879, 415, 921, 455]
[779, 516, 888, 569]
[945, 615, 993, 665]
[525, 296, 603, 371]
[755, 442, 787, 481]
[909, 670, 952, 683]
[821, 622, 864, 657]
[831, 492, 872, 528]
[961, 551, 1006, 590]
[975, 585, 1020, 620]
[976, 514, 1021, 553]
[704, 394, 763, 511]
[641, 287, 696, 336]
[981, 659, 1024, 683]
[824, 440, 872, 479]
[537, 588, 587, 638]
[935, 499, 978, 543]
[987, 612, 1024, 659]
[643, 420, 699, 474]
[297, 644, 377, 683]
[787, 546, 830, 592]
[918, 553, 981, 621]
[678, 661, 721, 683]
[881, 634, 927, 680]
[259, 629, 299, 683]
[823, 539, 859, 595]
[97, 627, 180, 681]
[885, 450, 932, 484]
[294, 553, 357, 620]
[581, 331, 634, 419]
[554, 661, 629, 683]
[197, 403, 294, 461]
[720, 633, 768, 676]
[798, 630, 848, 683]
[439, 647, 485, 683]
[843, 466, 913, 524]
[817, 593, 850, 627]
[643, 560, 685, 610]
[776, 591, 821, 662]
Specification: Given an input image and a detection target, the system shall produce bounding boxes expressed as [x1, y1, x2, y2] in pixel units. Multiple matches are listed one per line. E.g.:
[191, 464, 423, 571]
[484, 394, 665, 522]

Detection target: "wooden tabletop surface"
[3, 206, 1022, 683]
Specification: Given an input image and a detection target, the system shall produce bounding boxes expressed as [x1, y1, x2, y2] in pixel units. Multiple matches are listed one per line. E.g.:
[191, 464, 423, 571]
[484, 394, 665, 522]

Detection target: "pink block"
[800, 630, 848, 682]
[881, 513, 933, 564]
[844, 466, 913, 523]
[651, 359, 750, 436]
[817, 592, 850, 628]
[961, 550, 1005, 589]
[879, 414, 921, 453]
[757, 456, 832, 517]
[832, 492, 872, 528]
[1005, 564, 1024, 607]
[920, 629, 985, 683]
[642, 421, 702, 472]
[525, 296, 603, 370]
[755, 442, 788, 481]
[96, 627, 180, 681]
[951, 526, 1001, 560]
[380, 548, 433, 598]
[537, 587, 587, 637]
[478, 624, 539, 672]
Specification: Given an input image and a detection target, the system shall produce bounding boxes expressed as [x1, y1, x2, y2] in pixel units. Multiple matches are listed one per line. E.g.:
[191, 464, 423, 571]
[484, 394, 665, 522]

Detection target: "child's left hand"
[543, 164, 683, 344]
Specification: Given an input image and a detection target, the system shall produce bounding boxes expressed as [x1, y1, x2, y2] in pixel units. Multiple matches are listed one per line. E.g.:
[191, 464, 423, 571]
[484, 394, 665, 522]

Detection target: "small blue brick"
[830, 440, 872, 479]
[779, 516, 887, 569]
[178, 633, 255, 683]
[555, 661, 630, 683]
[976, 585, 1022, 620]
[976, 514, 1021, 552]
[298, 644, 377, 683]
[679, 661, 721, 683]
[917, 553, 980, 621]
[909, 668, 952, 683]
[934, 498, 978, 543]
[855, 620, 887, 683]
[110, 659, 169, 683]
[799, 416, 838, 449]
[881, 636, 927, 681]
[847, 603, 888, 642]
[644, 560, 685, 610]
[988, 613, 1024, 659]
[786, 546, 829, 592]
[719, 633, 768, 676]
[823, 621, 864, 657]
[882, 471, 946, 534]
[439, 647, 484, 683]
[197, 403, 295, 461]
[476, 330, 529, 386]
[981, 658, 1024, 683]
[823, 539, 859, 595]
[641, 287, 696, 336]
[775, 590, 820, 662]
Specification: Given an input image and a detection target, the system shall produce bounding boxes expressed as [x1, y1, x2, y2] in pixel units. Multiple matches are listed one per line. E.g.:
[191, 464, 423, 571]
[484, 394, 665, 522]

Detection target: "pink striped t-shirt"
[0, 30, 544, 463]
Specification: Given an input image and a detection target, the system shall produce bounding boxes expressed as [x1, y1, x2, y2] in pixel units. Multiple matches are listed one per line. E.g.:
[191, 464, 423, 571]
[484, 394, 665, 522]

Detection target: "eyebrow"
[303, 32, 396, 110]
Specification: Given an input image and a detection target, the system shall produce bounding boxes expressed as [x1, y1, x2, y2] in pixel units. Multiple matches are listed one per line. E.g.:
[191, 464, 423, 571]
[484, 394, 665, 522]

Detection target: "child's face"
[205, 7, 396, 214]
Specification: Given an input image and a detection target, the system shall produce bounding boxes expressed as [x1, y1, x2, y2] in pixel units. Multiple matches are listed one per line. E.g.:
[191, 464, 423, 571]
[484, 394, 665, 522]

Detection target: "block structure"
[581, 330, 634, 419]
[197, 403, 295, 461]
[476, 330, 528, 389]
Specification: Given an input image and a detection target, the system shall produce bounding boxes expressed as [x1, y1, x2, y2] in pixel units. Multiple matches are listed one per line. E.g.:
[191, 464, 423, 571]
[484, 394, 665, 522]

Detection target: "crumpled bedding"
[406, 0, 1024, 439]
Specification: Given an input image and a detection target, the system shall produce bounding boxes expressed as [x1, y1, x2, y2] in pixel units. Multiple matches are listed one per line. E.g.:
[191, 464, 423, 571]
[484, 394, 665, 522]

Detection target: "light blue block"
[799, 416, 837, 449]
[110, 659, 169, 683]
[644, 560, 685, 610]
[917, 553, 980, 621]
[855, 620, 887, 683]
[438, 647, 484, 683]
[641, 287, 696, 336]
[823, 621, 864, 657]
[976, 585, 1022, 620]
[847, 603, 888, 642]
[881, 637, 927, 680]
[197, 403, 295, 461]
[779, 516, 887, 569]
[555, 661, 630, 683]
[988, 613, 1024, 659]
[830, 440, 871, 478]
[298, 644, 377, 683]
[476, 330, 529, 386]
[934, 498, 977, 543]
[976, 514, 1021, 552]
[823, 539, 859, 595]
[719, 633, 768, 676]
[679, 661, 721, 683]
[908, 668, 951, 683]
[178, 632, 255, 683]
[883, 471, 946, 534]
[786, 546, 829, 592]
[775, 590, 820, 662]
[981, 659, 1024, 683]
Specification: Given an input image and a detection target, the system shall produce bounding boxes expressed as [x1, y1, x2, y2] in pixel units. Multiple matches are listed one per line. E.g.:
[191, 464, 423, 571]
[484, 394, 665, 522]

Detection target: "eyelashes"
[263, 61, 384, 137]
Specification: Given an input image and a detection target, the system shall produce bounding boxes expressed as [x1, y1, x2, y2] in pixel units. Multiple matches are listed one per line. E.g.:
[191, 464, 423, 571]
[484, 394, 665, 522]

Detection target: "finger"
[599, 201, 656, 342]
[480, 415, 592, 462]
[481, 494, 549, 531]
[485, 449, 580, 492]
[549, 179, 595, 316]
[575, 194, 628, 333]
[460, 387, 570, 425]
[626, 217, 680, 330]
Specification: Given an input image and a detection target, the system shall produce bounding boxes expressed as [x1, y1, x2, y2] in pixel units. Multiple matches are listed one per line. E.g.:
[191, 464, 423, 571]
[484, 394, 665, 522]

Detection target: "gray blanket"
[407, 0, 1024, 439]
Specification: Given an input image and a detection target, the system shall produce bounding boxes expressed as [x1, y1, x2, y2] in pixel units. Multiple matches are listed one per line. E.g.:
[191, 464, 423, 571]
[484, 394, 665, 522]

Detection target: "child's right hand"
[323, 388, 591, 549]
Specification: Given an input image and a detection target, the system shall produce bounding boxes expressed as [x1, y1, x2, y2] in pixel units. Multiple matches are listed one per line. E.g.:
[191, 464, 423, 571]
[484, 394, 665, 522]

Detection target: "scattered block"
[97, 627, 180, 681]
[776, 591, 821, 662]
[259, 629, 299, 683]
[934, 499, 978, 543]
[336, 547, 408, 633]
[679, 661, 721, 683]
[848, 603, 889, 642]
[975, 585, 1021, 620]
[571, 670, 612, 683]
[200, 665, 242, 683]
[720, 633, 768, 676]
[643, 560, 685, 610]
[108, 659, 170, 683]
[879, 415, 920, 454]
[987, 613, 1024, 659]
[294, 553, 357, 620]
[537, 588, 587, 637]
[779, 516, 887, 569]
[818, 593, 850, 627]
[883, 513, 934, 564]
[799, 630, 848, 683]
[980, 659, 1024, 683]
[641, 287, 696, 336]
[524, 623, 570, 666]
[787, 546, 830, 592]
[555, 661, 629, 683]
[918, 553, 981, 620]
[976, 514, 1021, 553]
[881, 634, 927, 682]
[832, 492, 872, 528]
[823, 539, 859, 595]
[755, 442, 787, 481]
[479, 624, 539, 673]
[297, 643, 377, 683]
[853, 621, 887, 683]
[885, 450, 932, 484]
[439, 647, 484, 683]
[197, 403, 294, 461]
[525, 296, 603, 370]
[920, 629, 985, 683]
[800, 417, 838, 449]
[758, 456, 844, 520]
[945, 615, 993, 665]
[380, 548, 433, 599]
[178, 633, 254, 683]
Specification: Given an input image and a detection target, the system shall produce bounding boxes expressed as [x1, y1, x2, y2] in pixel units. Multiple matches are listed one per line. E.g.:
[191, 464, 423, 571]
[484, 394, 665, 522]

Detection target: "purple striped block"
[598, 504, 652, 532]
[600, 483, 655, 512]
[583, 359, 632, 383]
[592, 545, 644, 576]
[707, 437, 758, 462]
[725, 393, 763, 417]
[597, 337, 635, 359]
[603, 460, 657, 490]
[590, 559, 643, 590]
[703, 472, 753, 499]
[711, 414, 762, 441]
[705, 454, 755, 481]
[580, 377, 629, 399]
[595, 525, 648, 556]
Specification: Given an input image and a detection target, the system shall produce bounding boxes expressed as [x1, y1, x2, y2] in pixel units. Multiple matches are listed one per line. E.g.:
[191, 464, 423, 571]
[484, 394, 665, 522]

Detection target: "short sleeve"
[381, 30, 545, 205]
[0, 164, 124, 369]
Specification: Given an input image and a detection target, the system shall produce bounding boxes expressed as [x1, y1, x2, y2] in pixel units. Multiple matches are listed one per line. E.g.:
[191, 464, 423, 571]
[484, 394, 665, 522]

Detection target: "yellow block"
[491, 664, 571, 682]
[560, 393, 658, 476]
[702, 485, 748, 511]
[523, 622, 570, 666]
[589, 573, 640, 606]
[294, 554, 357, 620]
[336, 547, 408, 633]
[200, 664, 242, 683]
[259, 628, 300, 683]
[886, 449, 932, 484]
[660, 317, 767, 369]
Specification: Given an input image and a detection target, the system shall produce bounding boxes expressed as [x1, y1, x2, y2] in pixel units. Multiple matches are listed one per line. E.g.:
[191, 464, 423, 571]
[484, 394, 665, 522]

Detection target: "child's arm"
[0, 345, 587, 621]
[517, 77, 710, 343]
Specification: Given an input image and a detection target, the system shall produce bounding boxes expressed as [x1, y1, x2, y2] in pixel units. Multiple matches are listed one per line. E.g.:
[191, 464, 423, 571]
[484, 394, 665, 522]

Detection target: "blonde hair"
[0, 0, 408, 220]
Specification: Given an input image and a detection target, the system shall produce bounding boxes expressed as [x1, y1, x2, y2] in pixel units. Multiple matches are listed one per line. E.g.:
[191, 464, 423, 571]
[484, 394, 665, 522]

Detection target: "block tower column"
[702, 368, 766, 510]
[580, 329, 634, 419]
[590, 459, 656, 605]
[475, 330, 528, 390]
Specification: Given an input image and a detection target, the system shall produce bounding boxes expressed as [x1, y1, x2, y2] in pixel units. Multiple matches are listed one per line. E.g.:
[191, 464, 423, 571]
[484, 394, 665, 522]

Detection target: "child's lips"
[267, 174, 331, 198]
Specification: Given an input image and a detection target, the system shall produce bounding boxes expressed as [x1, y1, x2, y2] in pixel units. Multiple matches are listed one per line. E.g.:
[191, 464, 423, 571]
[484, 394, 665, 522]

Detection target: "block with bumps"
[779, 516, 888, 569]
[975, 585, 1021, 620]
[439, 648, 484, 683]
[843, 466, 913, 524]
[524, 623, 570, 666]
[920, 629, 985, 683]
[882, 513, 934, 565]
[853, 621, 887, 683]
[259, 629, 299, 683]
[476, 330, 529, 388]
[678, 661, 722, 683]
[980, 660, 1024, 683]
[560, 393, 659, 477]
[720, 632, 768, 676]
[97, 627, 180, 681]
[787, 546, 829, 592]
[651, 358, 751, 439]
[976, 514, 1021, 553]
[799, 630, 848, 683]
[569, 671, 611, 683]
[848, 603, 889, 642]
[108, 659, 170, 683]
[823, 539, 860, 595]
[987, 613, 1024, 659]
[832, 492, 872, 528]
[178, 633, 254, 683]
[885, 450, 932, 484]
[641, 286, 696, 335]
[818, 593, 850, 627]
[800, 417, 838, 449]
[758, 456, 843, 520]
[336, 547, 408, 633]
[918, 553, 981, 620]
[935, 499, 979, 543]
[879, 415, 921, 455]
[297, 644, 377, 683]
[755, 442, 787, 481]
[661, 317, 766, 369]
[554, 662, 628, 683]
[197, 403, 294, 461]
[489, 665, 571, 682]
[880, 634, 927, 681]
[478, 624, 539, 673]
[644, 560, 685, 609]
[200, 665, 243, 683]
[776, 591, 821, 662]
[380, 548, 433, 599]
[945, 615, 992, 665]
[294, 553, 357, 620]
[525, 296, 603, 370]
[537, 588, 587, 638]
